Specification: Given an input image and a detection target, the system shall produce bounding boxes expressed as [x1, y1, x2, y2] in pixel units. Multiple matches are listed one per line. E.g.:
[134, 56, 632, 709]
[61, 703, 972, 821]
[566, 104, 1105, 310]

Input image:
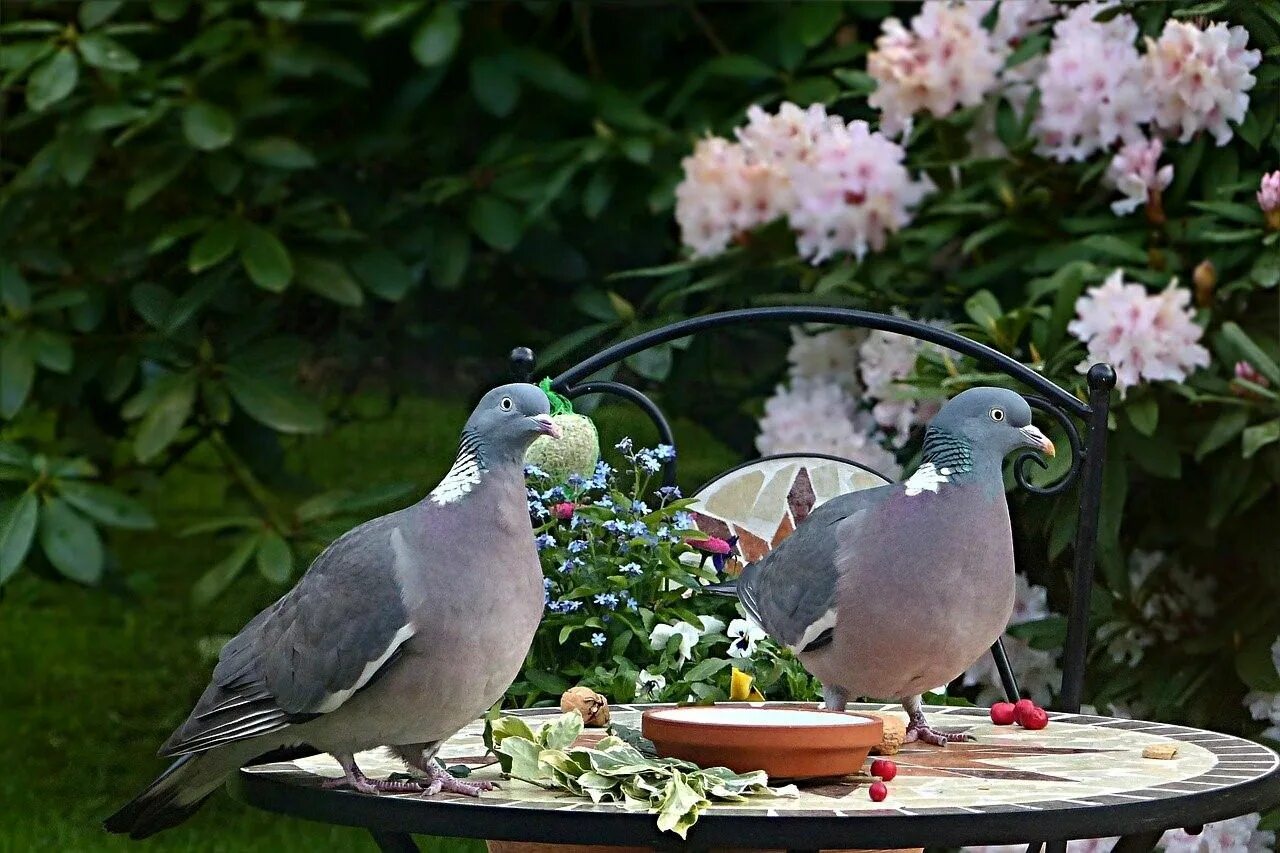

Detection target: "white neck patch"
[903, 462, 952, 497]
[430, 434, 485, 506]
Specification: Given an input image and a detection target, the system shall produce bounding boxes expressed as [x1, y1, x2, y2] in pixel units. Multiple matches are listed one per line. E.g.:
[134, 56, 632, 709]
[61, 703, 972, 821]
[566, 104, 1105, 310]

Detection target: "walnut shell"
[560, 686, 610, 727]
[861, 712, 907, 756]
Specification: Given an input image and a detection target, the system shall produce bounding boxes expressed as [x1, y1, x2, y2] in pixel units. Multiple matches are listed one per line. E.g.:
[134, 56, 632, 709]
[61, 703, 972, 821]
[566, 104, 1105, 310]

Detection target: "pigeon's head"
[465, 383, 561, 458]
[929, 387, 1055, 459]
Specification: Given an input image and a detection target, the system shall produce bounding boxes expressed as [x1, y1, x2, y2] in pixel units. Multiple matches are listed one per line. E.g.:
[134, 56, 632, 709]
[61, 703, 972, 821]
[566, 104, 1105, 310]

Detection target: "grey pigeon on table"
[725, 387, 1054, 745]
[105, 383, 560, 839]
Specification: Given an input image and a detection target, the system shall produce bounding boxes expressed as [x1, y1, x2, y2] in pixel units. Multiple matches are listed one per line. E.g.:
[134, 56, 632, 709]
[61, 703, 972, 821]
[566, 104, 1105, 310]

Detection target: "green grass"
[0, 395, 739, 852]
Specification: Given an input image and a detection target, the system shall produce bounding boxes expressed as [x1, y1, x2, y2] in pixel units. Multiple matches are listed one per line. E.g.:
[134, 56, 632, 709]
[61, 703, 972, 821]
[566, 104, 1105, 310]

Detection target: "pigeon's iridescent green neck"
[920, 427, 975, 475]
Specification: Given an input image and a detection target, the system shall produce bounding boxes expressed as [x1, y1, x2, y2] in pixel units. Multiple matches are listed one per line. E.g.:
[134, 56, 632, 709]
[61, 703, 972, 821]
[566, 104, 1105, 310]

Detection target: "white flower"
[1145, 20, 1261, 146]
[649, 621, 702, 665]
[786, 326, 864, 394]
[696, 615, 726, 636]
[867, 1, 1004, 137]
[1160, 813, 1275, 853]
[1107, 551, 1217, 665]
[963, 573, 1061, 705]
[1106, 138, 1174, 216]
[1033, 3, 1151, 161]
[787, 120, 933, 263]
[1067, 271, 1210, 397]
[858, 328, 943, 444]
[674, 137, 790, 259]
[635, 668, 667, 698]
[756, 379, 903, 480]
[727, 619, 767, 659]
[736, 101, 841, 172]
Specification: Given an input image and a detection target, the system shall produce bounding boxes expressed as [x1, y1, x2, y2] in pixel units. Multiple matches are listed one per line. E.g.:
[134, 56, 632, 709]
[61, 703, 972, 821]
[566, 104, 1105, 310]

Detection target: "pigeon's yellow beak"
[1020, 424, 1055, 457]
[531, 414, 562, 439]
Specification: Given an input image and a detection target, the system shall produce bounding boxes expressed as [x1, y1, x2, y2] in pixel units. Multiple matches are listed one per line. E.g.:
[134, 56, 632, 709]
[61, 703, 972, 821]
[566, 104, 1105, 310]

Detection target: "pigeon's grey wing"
[160, 514, 413, 757]
[738, 486, 886, 653]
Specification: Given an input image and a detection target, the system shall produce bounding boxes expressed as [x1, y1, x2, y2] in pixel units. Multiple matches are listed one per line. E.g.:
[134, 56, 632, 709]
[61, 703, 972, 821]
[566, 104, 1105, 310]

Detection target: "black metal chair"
[513, 305, 1119, 851]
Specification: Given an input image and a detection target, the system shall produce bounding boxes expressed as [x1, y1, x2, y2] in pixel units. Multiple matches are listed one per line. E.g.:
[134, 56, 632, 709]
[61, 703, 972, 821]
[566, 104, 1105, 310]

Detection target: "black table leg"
[368, 830, 419, 853]
[1110, 831, 1163, 853]
[1045, 841, 1067, 853]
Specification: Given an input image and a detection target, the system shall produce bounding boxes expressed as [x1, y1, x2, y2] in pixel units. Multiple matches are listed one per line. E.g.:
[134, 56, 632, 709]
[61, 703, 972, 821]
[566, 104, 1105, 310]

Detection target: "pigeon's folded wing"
[738, 489, 881, 654]
[160, 516, 413, 757]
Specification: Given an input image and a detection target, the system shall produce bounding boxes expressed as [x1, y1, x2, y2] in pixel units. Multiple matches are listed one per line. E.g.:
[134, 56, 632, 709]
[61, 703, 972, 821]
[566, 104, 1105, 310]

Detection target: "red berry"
[990, 702, 1017, 725]
[1020, 707, 1049, 730]
[870, 758, 898, 782]
[868, 781, 888, 802]
[1013, 698, 1036, 724]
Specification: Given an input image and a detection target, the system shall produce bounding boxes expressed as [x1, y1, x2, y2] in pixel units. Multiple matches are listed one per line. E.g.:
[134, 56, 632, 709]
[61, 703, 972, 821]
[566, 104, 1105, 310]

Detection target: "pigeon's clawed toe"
[904, 724, 973, 747]
[422, 764, 494, 797]
[324, 759, 426, 795]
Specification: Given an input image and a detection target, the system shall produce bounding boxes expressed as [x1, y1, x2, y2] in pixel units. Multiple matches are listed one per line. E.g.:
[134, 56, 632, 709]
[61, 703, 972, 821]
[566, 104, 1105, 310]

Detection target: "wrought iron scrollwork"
[1012, 395, 1085, 496]
[556, 380, 678, 488]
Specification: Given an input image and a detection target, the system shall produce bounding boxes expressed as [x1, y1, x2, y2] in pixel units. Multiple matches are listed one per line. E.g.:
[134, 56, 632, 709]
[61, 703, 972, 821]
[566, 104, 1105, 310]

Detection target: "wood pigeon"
[728, 387, 1054, 745]
[105, 383, 560, 839]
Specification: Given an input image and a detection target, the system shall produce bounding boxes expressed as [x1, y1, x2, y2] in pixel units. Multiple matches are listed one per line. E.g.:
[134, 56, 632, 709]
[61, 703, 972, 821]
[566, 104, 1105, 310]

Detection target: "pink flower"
[674, 137, 790, 259]
[1145, 20, 1260, 146]
[688, 536, 732, 555]
[736, 102, 840, 172]
[1259, 171, 1280, 230]
[867, 1, 1003, 137]
[786, 120, 933, 263]
[1067, 270, 1210, 397]
[1106, 138, 1173, 217]
[1033, 3, 1150, 161]
[552, 502, 575, 521]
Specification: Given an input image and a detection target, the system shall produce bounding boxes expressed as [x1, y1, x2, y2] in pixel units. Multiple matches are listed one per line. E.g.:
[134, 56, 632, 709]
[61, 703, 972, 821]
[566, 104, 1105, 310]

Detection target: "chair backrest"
[511, 305, 1116, 712]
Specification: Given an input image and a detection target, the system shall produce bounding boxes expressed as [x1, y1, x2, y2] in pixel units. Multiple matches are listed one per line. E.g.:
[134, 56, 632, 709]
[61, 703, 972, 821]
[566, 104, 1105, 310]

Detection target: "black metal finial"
[509, 346, 535, 381]
[1086, 362, 1116, 390]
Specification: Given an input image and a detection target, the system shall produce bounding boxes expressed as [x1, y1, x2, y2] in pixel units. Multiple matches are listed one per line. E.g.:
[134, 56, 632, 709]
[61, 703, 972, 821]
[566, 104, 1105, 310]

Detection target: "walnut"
[560, 686, 610, 727]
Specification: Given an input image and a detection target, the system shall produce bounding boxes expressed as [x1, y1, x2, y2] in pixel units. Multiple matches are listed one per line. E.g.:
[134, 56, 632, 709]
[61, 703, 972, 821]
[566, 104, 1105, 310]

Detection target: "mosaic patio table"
[232, 702, 1280, 852]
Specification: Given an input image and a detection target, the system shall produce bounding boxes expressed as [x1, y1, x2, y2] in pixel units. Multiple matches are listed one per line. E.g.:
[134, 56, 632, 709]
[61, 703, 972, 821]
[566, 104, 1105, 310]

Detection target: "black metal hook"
[1012, 394, 1085, 496]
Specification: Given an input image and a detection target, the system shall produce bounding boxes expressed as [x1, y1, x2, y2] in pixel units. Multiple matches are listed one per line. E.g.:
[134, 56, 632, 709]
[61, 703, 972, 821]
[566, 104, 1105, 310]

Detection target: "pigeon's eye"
[990, 407, 1004, 422]
[500, 396, 513, 411]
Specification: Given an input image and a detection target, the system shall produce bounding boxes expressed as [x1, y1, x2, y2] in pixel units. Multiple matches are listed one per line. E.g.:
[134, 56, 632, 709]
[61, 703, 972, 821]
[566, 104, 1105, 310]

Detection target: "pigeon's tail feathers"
[701, 578, 740, 597]
[103, 750, 238, 839]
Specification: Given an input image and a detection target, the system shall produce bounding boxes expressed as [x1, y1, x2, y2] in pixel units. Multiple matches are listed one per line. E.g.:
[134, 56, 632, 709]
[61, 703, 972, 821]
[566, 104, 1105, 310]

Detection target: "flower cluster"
[1105, 138, 1173, 217]
[1100, 550, 1217, 667]
[858, 328, 943, 442]
[1259, 171, 1280, 230]
[963, 573, 1063, 706]
[1146, 20, 1261, 146]
[1067, 270, 1210, 396]
[867, 1, 1003, 137]
[675, 103, 932, 263]
[756, 380, 903, 480]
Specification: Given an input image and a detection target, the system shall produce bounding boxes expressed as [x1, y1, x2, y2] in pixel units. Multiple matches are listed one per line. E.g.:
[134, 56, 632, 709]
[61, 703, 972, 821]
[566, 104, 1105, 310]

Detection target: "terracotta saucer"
[641, 705, 883, 780]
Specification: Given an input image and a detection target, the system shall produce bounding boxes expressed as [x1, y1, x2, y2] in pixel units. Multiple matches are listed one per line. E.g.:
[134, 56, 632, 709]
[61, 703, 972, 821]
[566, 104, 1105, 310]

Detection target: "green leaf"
[682, 657, 731, 683]
[32, 330, 72, 373]
[1125, 397, 1158, 436]
[963, 289, 1002, 331]
[188, 220, 240, 273]
[704, 54, 776, 81]
[56, 480, 155, 530]
[625, 345, 672, 381]
[27, 48, 79, 112]
[255, 531, 293, 583]
[349, 247, 414, 301]
[39, 497, 104, 585]
[1243, 419, 1280, 459]
[224, 368, 326, 434]
[426, 221, 470, 289]
[256, 0, 304, 20]
[539, 711, 584, 750]
[1195, 408, 1249, 460]
[1220, 322, 1280, 386]
[411, 3, 461, 67]
[0, 492, 39, 584]
[192, 534, 258, 605]
[134, 373, 196, 462]
[80, 0, 124, 29]
[182, 101, 235, 151]
[1252, 248, 1280, 289]
[582, 169, 614, 220]
[241, 136, 317, 169]
[0, 333, 36, 419]
[56, 127, 98, 185]
[125, 150, 191, 210]
[0, 263, 31, 314]
[470, 55, 520, 117]
[510, 48, 589, 101]
[151, 0, 189, 21]
[76, 32, 139, 72]
[791, 3, 842, 46]
[295, 255, 363, 306]
[468, 195, 524, 252]
[239, 225, 293, 292]
[1081, 234, 1148, 264]
[525, 669, 571, 695]
[1237, 633, 1280, 691]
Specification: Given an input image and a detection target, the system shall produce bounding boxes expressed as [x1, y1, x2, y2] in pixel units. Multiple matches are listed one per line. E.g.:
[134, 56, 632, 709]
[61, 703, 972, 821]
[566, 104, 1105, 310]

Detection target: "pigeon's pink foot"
[422, 763, 494, 797]
[326, 754, 426, 794]
[904, 699, 973, 747]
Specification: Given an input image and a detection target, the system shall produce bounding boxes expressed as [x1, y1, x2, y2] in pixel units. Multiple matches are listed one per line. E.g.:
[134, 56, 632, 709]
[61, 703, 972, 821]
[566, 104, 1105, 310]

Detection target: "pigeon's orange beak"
[531, 414, 561, 439]
[1020, 424, 1055, 457]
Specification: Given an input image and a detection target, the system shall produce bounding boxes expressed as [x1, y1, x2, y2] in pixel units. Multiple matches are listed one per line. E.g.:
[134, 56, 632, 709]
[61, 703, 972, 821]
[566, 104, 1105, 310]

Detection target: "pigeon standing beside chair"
[724, 387, 1054, 745]
[105, 383, 560, 839]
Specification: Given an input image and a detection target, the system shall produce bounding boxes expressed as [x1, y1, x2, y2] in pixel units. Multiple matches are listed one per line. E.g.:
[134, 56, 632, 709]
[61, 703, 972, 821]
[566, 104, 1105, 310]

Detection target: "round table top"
[233, 702, 1280, 848]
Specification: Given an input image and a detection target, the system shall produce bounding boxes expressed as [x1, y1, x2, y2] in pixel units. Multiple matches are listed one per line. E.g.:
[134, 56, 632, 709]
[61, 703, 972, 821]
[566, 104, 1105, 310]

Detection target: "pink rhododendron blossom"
[736, 101, 839, 173]
[674, 137, 789, 258]
[1161, 813, 1275, 852]
[786, 326, 865, 395]
[787, 120, 933, 263]
[858, 328, 942, 443]
[756, 380, 902, 480]
[1033, 3, 1150, 161]
[1106, 138, 1173, 216]
[867, 1, 1003, 137]
[1067, 271, 1210, 396]
[1145, 20, 1260, 145]
[1258, 171, 1280, 213]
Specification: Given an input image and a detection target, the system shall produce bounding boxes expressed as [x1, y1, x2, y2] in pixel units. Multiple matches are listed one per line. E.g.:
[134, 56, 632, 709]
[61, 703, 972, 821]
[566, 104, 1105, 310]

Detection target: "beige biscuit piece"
[1142, 743, 1178, 760]
[861, 712, 907, 755]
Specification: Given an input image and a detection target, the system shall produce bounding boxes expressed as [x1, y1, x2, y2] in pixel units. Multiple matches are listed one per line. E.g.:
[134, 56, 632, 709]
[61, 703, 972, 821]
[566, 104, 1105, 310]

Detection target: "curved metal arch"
[559, 380, 677, 488]
[550, 307, 1091, 419]
[1014, 395, 1086, 496]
